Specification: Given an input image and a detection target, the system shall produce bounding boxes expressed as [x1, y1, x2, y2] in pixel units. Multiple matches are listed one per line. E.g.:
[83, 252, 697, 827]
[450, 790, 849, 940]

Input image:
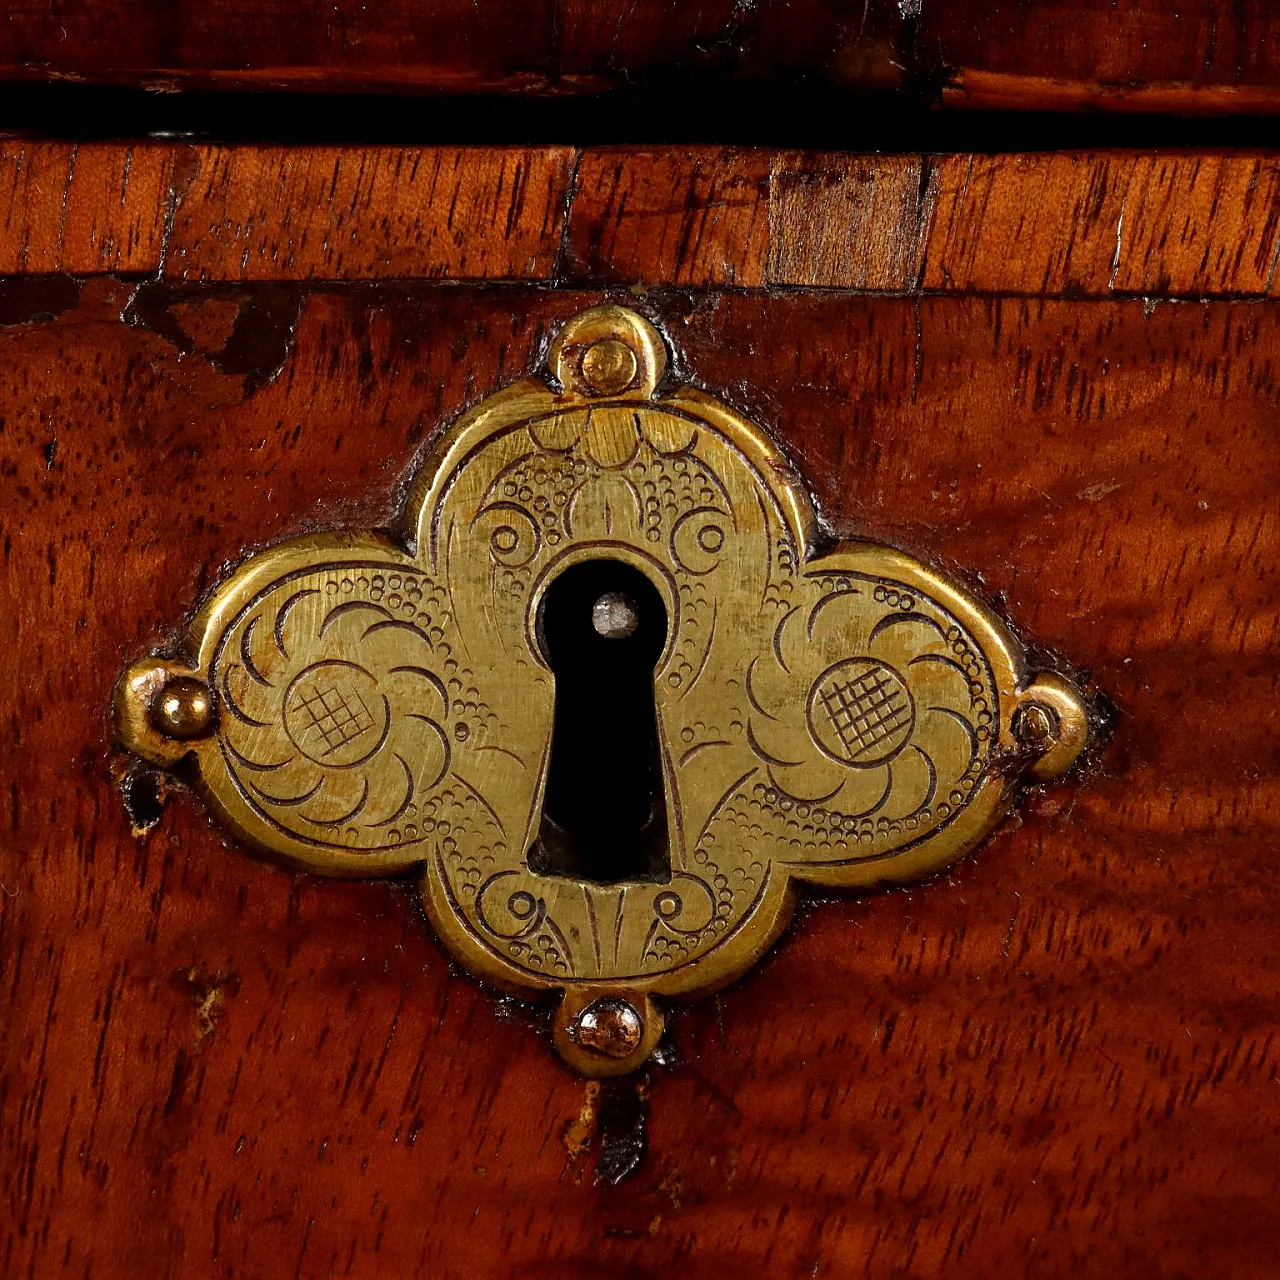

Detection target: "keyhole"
[529, 560, 671, 885]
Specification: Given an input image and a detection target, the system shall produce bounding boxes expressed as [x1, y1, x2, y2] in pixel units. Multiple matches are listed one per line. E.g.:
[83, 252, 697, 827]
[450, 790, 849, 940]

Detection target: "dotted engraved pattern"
[424, 401, 1000, 984]
[206, 529, 996, 988]
[201, 400, 999, 990]
[212, 565, 510, 877]
[435, 403, 753, 980]
[643, 583, 995, 974]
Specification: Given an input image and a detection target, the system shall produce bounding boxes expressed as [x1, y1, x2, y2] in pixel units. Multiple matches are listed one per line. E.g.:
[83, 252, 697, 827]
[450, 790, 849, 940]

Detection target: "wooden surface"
[2, 145, 1280, 1278]
[11, 143, 1280, 299]
[3, 0, 1280, 113]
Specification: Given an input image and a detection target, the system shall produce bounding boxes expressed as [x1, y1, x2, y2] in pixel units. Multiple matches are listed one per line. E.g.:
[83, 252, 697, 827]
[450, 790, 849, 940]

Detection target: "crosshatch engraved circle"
[807, 658, 916, 767]
[283, 661, 387, 767]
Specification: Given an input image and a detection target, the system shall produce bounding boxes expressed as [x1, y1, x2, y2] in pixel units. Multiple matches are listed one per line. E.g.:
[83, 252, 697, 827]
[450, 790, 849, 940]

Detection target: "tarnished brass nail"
[1013, 701, 1060, 753]
[150, 677, 214, 740]
[580, 339, 638, 396]
[570, 998, 644, 1059]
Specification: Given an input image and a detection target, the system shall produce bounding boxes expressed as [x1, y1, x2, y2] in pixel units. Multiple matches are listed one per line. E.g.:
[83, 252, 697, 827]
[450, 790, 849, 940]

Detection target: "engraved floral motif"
[528, 401, 696, 470]
[746, 579, 996, 826]
[214, 567, 453, 849]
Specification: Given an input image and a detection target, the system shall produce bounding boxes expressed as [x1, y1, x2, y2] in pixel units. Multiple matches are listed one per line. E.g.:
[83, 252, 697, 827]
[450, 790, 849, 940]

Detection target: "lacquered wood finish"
[2, 145, 1279, 1277]
[9, 143, 1280, 299]
[4, 0, 1280, 113]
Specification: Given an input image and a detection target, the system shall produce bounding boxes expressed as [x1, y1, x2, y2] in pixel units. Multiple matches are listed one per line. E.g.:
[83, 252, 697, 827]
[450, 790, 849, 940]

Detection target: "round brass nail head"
[580, 339, 638, 396]
[1013, 701, 1060, 754]
[150, 677, 214, 740]
[570, 998, 644, 1059]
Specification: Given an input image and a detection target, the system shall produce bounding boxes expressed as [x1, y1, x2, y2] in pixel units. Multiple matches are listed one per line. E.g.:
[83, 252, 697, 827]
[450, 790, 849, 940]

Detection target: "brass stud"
[580, 339, 638, 396]
[1013, 701, 1060, 753]
[569, 997, 644, 1059]
[150, 677, 214, 740]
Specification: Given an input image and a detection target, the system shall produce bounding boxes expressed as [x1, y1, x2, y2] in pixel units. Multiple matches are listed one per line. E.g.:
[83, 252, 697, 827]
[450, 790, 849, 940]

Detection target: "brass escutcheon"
[115, 306, 1092, 1076]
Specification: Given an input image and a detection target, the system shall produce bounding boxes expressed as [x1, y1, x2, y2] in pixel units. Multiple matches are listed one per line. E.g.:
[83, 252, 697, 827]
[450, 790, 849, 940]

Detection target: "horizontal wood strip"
[942, 68, 1280, 116]
[0, 143, 577, 282]
[566, 147, 1280, 298]
[559, 147, 773, 288]
[0, 0, 565, 93]
[0, 143, 175, 274]
[6, 143, 1280, 298]
[5, 0, 1280, 116]
[924, 152, 1280, 295]
[1112, 154, 1280, 296]
[920, 2, 1280, 106]
[921, 152, 1132, 295]
[166, 146, 577, 282]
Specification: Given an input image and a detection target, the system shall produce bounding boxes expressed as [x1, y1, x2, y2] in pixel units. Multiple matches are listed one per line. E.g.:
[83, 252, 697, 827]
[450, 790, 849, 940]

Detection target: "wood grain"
[768, 153, 929, 292]
[8, 143, 1280, 300]
[0, 143, 175, 275]
[3, 276, 1280, 1277]
[560, 147, 773, 289]
[0, 0, 902, 98]
[4, 0, 1280, 113]
[0, 0, 566, 94]
[166, 146, 577, 283]
[2, 148, 1280, 1277]
[921, 152, 1133, 296]
[924, 1, 1280, 113]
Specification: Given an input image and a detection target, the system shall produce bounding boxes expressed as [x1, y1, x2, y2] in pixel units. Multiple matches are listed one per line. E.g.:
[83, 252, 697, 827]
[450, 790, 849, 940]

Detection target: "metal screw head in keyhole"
[592, 591, 640, 640]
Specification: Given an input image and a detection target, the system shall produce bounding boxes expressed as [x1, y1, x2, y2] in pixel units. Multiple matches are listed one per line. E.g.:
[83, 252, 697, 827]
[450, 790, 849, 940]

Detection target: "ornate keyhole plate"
[115, 306, 1091, 1076]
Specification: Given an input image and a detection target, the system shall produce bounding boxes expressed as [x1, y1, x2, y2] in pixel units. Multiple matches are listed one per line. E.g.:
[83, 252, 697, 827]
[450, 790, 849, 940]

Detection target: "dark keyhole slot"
[529, 559, 671, 885]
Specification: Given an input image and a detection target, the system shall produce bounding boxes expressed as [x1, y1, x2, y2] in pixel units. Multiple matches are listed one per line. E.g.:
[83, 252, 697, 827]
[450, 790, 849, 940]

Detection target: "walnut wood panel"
[4, 0, 1280, 113]
[9, 143, 1280, 300]
[922, 152, 1280, 297]
[558, 147, 773, 289]
[0, 143, 175, 275]
[165, 146, 577, 283]
[2, 266, 1278, 1276]
[0, 143, 575, 283]
[922, 1, 1280, 114]
[768, 152, 930, 292]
